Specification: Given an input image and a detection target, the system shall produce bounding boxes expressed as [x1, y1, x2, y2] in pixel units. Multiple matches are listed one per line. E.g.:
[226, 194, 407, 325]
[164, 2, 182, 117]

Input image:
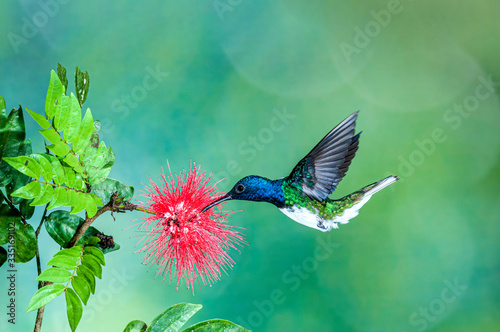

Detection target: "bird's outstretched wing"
[286, 111, 360, 201]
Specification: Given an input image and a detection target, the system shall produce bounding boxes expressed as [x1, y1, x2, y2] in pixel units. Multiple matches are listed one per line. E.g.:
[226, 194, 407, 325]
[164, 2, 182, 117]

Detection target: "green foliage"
[124, 303, 251, 332]
[44, 210, 120, 253]
[28, 243, 106, 332]
[0, 204, 37, 263]
[0, 247, 6, 267]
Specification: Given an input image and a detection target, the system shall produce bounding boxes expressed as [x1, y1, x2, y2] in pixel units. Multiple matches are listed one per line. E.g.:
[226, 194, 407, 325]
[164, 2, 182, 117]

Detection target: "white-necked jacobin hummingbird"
[202, 111, 398, 232]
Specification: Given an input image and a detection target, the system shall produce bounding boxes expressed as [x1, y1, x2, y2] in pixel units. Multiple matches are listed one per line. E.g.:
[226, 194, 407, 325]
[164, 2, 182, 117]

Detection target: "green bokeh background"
[1, 1, 499, 331]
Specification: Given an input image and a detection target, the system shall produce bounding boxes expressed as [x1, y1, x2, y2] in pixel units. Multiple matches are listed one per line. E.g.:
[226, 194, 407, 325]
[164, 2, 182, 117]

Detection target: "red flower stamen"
[136, 163, 245, 292]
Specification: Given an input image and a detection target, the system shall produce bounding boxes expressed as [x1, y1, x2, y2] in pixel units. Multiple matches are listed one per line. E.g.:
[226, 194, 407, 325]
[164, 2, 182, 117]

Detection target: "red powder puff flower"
[135, 163, 245, 292]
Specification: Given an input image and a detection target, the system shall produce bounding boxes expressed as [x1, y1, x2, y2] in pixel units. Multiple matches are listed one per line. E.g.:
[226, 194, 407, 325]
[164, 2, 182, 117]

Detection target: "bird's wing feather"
[287, 111, 360, 201]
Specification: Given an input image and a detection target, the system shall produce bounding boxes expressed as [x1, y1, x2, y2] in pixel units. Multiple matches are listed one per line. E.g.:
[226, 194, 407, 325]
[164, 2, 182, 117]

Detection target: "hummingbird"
[202, 111, 398, 232]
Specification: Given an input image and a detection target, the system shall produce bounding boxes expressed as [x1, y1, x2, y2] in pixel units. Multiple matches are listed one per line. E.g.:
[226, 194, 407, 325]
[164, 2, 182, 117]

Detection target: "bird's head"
[201, 175, 283, 212]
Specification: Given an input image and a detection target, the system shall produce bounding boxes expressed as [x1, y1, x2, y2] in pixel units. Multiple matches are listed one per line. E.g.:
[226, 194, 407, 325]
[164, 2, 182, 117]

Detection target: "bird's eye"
[235, 184, 245, 193]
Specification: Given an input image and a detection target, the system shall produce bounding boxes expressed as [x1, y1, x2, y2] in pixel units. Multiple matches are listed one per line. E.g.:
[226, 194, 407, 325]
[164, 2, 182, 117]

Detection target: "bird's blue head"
[201, 175, 285, 212]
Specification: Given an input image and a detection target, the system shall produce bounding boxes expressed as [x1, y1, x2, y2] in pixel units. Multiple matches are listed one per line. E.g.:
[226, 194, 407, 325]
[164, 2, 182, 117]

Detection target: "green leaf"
[57, 63, 69, 92]
[101, 241, 120, 254]
[64, 93, 82, 143]
[0, 204, 19, 246]
[75, 67, 90, 107]
[71, 275, 91, 305]
[36, 267, 72, 283]
[91, 178, 134, 205]
[5, 140, 32, 204]
[14, 221, 37, 263]
[64, 166, 76, 187]
[146, 303, 202, 332]
[30, 153, 54, 182]
[3, 155, 41, 179]
[72, 108, 95, 155]
[46, 186, 68, 210]
[64, 153, 84, 173]
[55, 246, 83, 258]
[82, 254, 102, 279]
[41, 153, 65, 184]
[45, 70, 64, 120]
[19, 198, 35, 219]
[103, 146, 115, 168]
[26, 283, 65, 313]
[88, 167, 111, 185]
[47, 141, 71, 157]
[26, 108, 51, 129]
[83, 246, 105, 266]
[0, 246, 6, 268]
[47, 254, 79, 270]
[0, 104, 26, 186]
[11, 180, 41, 199]
[54, 94, 71, 132]
[45, 211, 84, 247]
[182, 319, 251, 332]
[39, 127, 62, 145]
[85, 236, 101, 246]
[77, 264, 95, 294]
[65, 287, 83, 332]
[124, 320, 148, 332]
[30, 183, 54, 206]
[69, 191, 87, 215]
[84, 193, 98, 218]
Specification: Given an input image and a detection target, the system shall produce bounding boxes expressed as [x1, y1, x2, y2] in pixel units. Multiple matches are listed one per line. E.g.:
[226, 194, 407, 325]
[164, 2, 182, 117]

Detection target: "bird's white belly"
[279, 194, 373, 232]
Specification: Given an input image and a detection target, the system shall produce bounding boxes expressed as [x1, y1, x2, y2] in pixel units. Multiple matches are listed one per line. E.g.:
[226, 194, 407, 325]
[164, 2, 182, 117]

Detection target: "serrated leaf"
[39, 127, 62, 145]
[82, 254, 102, 279]
[64, 93, 81, 143]
[77, 264, 95, 294]
[57, 63, 68, 92]
[5, 140, 32, 204]
[83, 246, 105, 266]
[65, 287, 83, 332]
[146, 303, 203, 332]
[45, 70, 64, 120]
[3, 156, 41, 179]
[91, 178, 134, 205]
[0, 104, 26, 186]
[124, 320, 147, 332]
[30, 184, 54, 206]
[47, 254, 78, 270]
[19, 199, 35, 219]
[0, 246, 6, 268]
[182, 319, 251, 332]
[30, 153, 54, 182]
[26, 283, 65, 313]
[11, 180, 41, 200]
[71, 275, 90, 305]
[26, 108, 50, 129]
[36, 267, 72, 283]
[72, 108, 95, 155]
[47, 141, 71, 157]
[75, 67, 89, 107]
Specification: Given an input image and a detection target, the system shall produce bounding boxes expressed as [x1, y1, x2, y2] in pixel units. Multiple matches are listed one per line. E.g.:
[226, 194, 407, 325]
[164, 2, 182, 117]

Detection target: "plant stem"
[33, 206, 48, 332]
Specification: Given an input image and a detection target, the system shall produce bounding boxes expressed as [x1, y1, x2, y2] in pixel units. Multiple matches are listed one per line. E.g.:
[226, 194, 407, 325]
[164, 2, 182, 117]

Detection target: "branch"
[66, 203, 113, 248]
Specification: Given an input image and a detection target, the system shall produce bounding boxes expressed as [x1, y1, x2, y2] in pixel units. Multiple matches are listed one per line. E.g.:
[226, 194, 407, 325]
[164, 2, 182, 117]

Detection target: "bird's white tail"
[363, 176, 399, 196]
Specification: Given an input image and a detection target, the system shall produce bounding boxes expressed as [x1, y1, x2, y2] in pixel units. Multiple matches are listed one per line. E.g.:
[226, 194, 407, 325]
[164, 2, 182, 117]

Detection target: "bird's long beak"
[201, 194, 232, 213]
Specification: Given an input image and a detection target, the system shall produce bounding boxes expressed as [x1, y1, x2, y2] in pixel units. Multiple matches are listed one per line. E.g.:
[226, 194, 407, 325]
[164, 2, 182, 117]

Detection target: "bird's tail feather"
[362, 176, 399, 197]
